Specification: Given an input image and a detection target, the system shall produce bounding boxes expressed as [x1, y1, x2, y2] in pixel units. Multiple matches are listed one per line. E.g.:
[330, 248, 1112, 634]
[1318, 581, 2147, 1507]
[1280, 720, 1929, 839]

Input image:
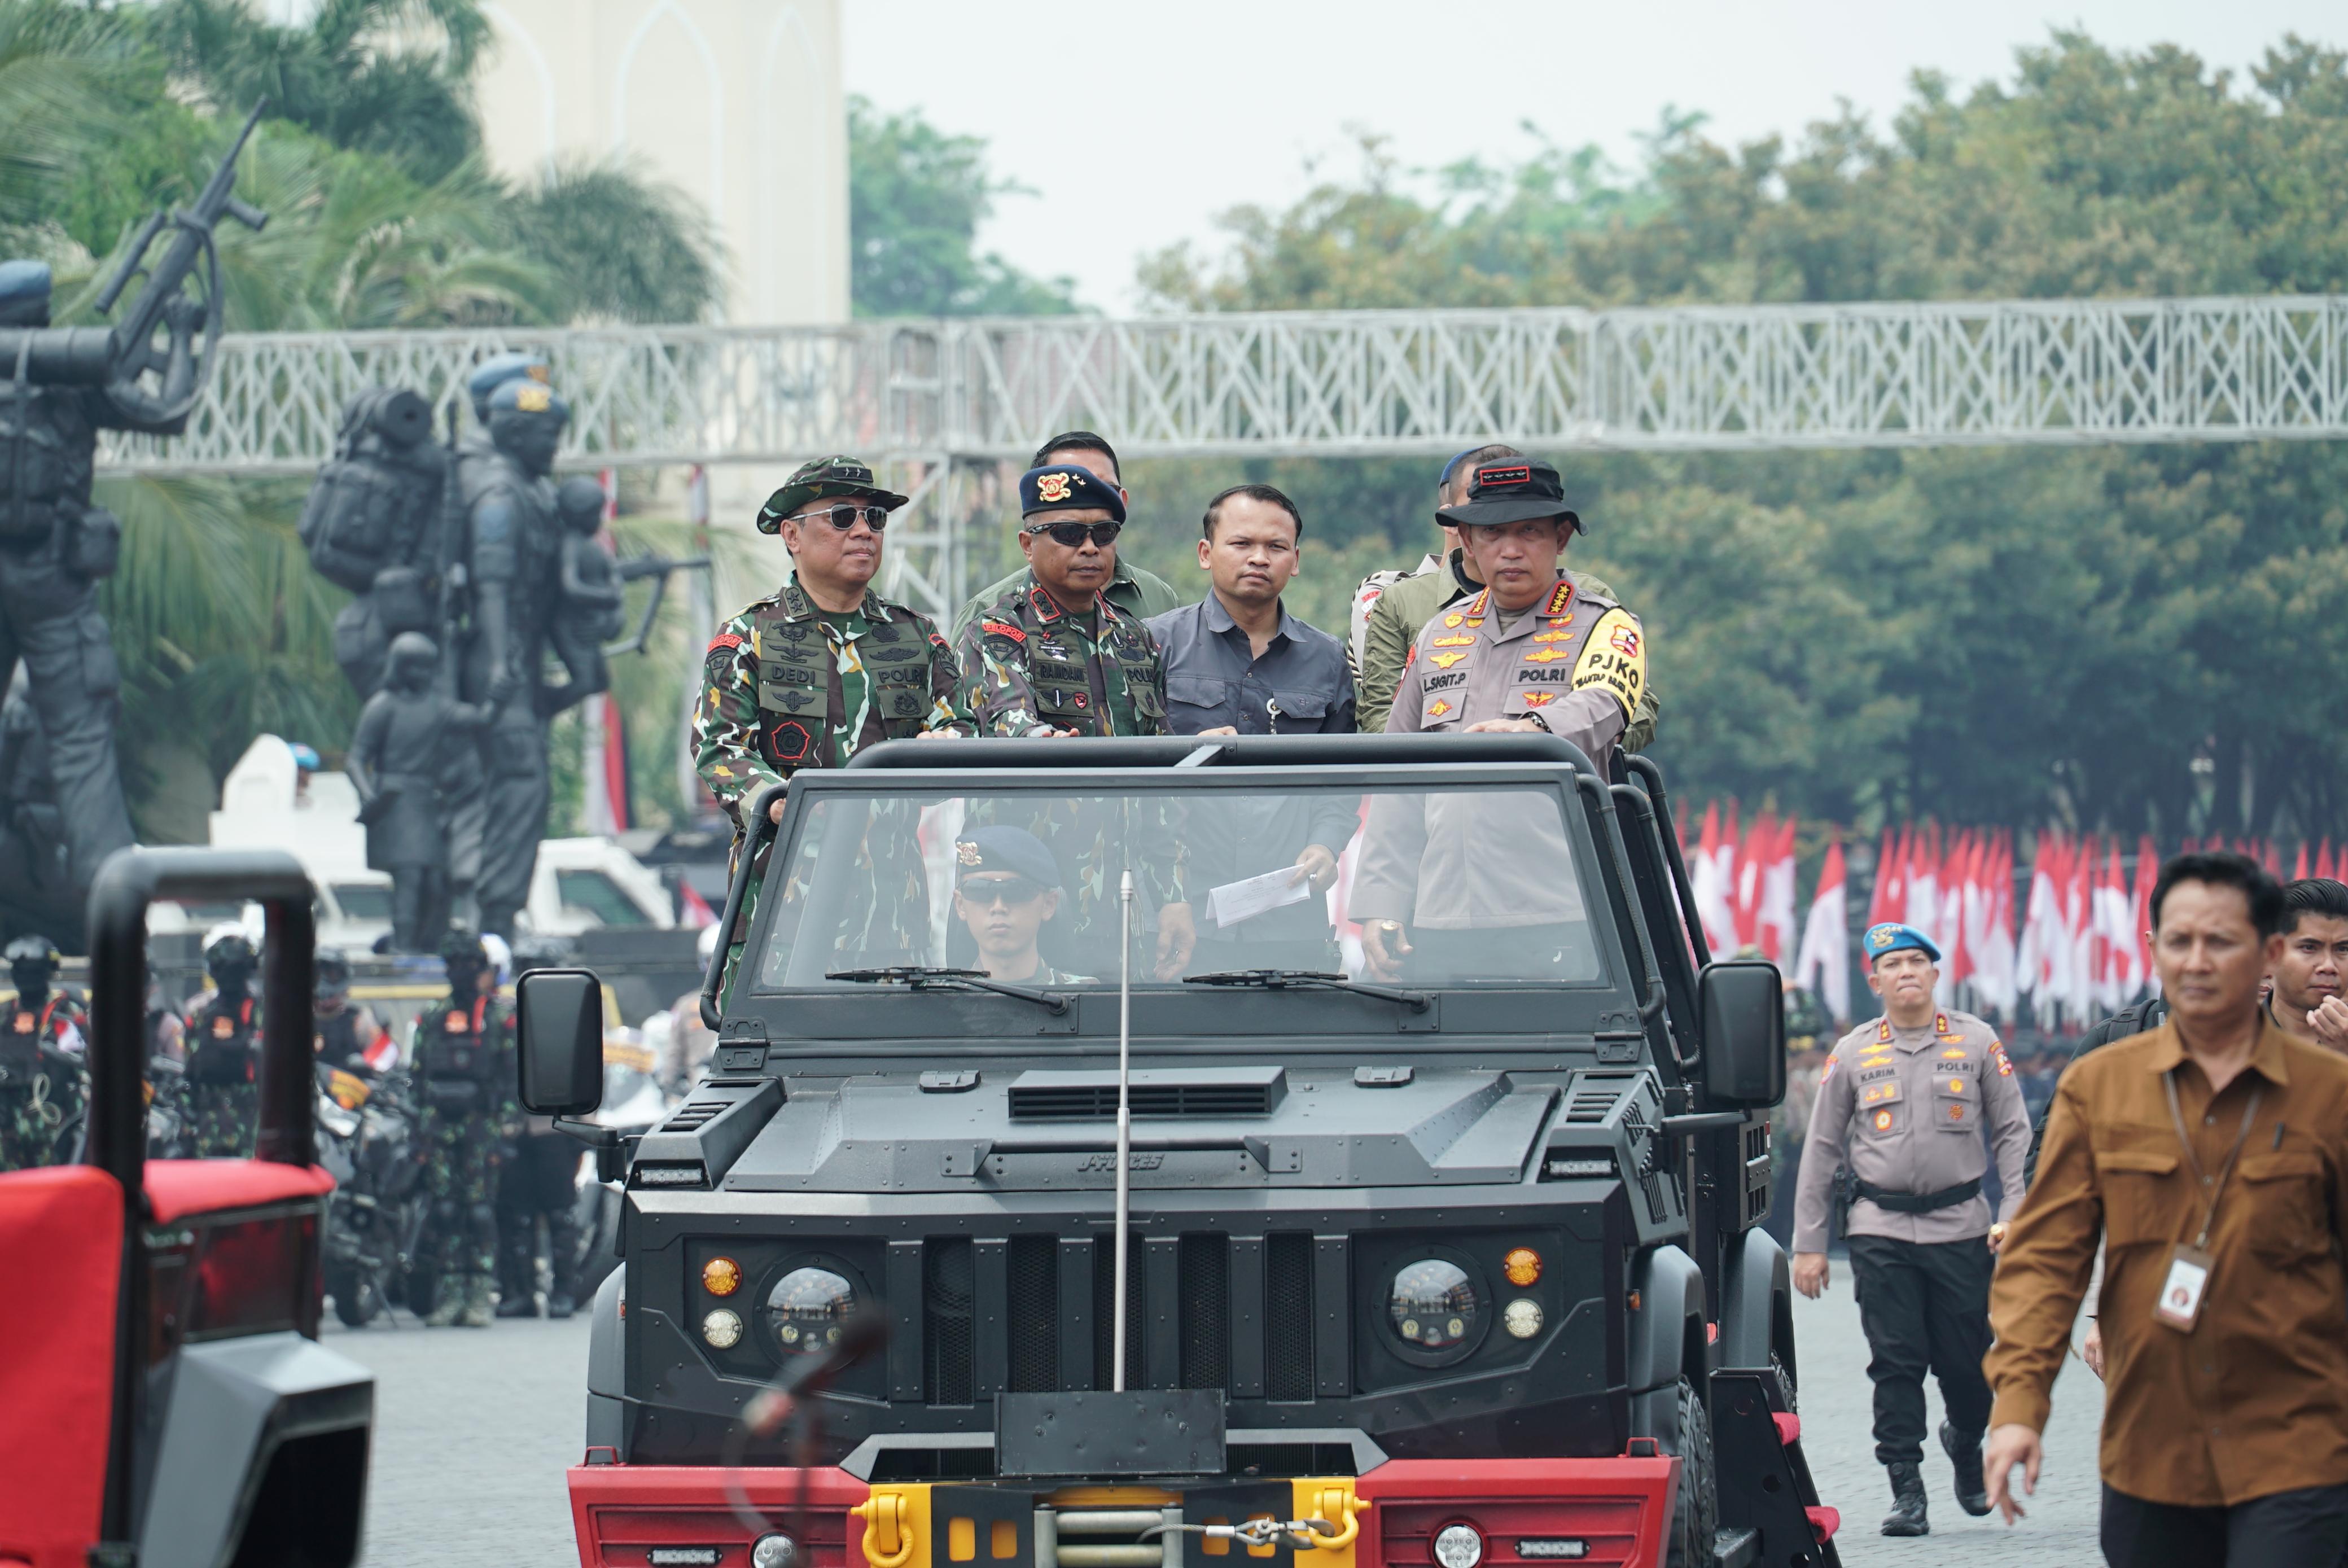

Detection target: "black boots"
[1882, 1461, 1929, 1536]
[547, 1291, 576, 1320]
[1941, 1422, 1992, 1517]
[495, 1292, 539, 1319]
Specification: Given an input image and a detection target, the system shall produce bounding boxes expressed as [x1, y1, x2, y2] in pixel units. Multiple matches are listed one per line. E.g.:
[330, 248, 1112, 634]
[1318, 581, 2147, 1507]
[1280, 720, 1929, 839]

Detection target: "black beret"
[1019, 465, 1125, 523]
[954, 827, 1062, 889]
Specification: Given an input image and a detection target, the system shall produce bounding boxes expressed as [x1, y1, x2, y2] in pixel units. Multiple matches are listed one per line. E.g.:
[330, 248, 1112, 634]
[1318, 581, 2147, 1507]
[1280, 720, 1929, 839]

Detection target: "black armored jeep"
[520, 734, 1838, 1568]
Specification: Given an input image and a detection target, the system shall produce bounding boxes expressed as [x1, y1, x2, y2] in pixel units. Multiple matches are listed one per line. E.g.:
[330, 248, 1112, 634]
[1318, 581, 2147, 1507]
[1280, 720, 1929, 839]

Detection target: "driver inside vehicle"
[952, 828, 1094, 986]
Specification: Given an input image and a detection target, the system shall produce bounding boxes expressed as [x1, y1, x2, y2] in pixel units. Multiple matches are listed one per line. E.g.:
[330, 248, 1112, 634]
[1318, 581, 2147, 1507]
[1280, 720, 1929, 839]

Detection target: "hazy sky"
[843, 1, 2343, 312]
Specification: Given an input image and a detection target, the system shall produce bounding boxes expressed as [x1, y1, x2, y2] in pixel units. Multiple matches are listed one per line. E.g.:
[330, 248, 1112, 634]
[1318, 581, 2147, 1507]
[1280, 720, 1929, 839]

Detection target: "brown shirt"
[1986, 1020, 2348, 1506]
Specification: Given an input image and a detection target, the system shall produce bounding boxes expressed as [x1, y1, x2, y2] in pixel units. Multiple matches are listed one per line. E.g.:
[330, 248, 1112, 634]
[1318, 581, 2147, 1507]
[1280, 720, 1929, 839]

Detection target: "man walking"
[951, 431, 1182, 641]
[1149, 484, 1355, 973]
[1790, 922, 2031, 1535]
[1985, 852, 2348, 1566]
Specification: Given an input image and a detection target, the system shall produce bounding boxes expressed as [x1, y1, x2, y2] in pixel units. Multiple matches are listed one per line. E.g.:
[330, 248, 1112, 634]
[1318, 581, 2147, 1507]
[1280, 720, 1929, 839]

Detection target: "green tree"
[849, 95, 1079, 316]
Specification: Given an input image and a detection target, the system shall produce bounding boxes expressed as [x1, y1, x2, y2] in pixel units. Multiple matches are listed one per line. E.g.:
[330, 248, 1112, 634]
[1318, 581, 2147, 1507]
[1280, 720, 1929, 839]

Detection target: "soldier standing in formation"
[1790, 922, 2031, 1537]
[178, 926, 265, 1158]
[412, 928, 518, 1328]
[311, 949, 388, 1073]
[498, 937, 585, 1320]
[694, 456, 967, 996]
[0, 934, 85, 1170]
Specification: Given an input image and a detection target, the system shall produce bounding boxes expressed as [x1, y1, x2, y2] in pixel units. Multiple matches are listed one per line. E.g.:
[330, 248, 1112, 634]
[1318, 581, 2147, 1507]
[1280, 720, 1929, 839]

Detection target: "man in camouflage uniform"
[956, 465, 1193, 978]
[694, 457, 967, 997]
[0, 932, 85, 1170]
[1354, 444, 1659, 747]
[413, 927, 518, 1328]
[180, 925, 265, 1157]
[949, 431, 1183, 643]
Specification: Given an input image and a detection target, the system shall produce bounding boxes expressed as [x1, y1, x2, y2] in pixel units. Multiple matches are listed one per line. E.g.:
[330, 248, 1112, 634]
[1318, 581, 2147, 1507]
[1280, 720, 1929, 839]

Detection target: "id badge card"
[2154, 1242, 2214, 1332]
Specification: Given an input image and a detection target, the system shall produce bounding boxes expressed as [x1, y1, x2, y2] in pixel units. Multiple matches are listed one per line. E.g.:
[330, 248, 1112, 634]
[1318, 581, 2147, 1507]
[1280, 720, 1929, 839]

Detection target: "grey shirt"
[1147, 594, 1358, 952]
[1790, 1008, 2032, 1252]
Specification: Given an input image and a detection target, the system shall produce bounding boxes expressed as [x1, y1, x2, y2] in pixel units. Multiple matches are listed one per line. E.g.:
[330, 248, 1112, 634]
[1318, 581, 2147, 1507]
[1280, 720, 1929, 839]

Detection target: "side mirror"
[516, 969, 605, 1116]
[1699, 960, 1786, 1108]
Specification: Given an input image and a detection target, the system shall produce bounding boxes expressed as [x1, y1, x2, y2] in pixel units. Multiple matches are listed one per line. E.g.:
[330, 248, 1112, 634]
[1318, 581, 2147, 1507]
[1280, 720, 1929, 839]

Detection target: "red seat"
[142, 1159, 334, 1224]
[0, 1167, 123, 1568]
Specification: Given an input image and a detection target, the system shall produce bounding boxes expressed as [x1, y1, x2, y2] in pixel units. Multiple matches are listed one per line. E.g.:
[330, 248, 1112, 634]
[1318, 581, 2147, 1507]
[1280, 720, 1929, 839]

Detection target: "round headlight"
[1388, 1258, 1484, 1357]
[1433, 1523, 1484, 1568]
[1503, 1298, 1544, 1339]
[766, 1265, 856, 1357]
[702, 1308, 743, 1348]
[751, 1534, 799, 1568]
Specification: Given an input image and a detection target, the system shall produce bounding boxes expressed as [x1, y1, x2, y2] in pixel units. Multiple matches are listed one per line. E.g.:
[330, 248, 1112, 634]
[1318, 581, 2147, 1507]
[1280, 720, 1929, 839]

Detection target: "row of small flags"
[1680, 803, 2345, 1030]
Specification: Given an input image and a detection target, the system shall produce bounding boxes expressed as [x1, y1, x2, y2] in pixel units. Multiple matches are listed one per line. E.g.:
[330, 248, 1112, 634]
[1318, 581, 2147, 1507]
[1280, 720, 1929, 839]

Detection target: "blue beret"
[486, 377, 568, 421]
[1019, 465, 1124, 523]
[954, 827, 1061, 890]
[0, 260, 51, 310]
[1861, 922, 1942, 965]
[467, 352, 549, 411]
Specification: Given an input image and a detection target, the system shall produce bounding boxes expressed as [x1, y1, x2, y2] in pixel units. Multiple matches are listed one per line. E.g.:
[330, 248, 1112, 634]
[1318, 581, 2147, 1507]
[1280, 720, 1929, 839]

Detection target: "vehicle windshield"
[751, 781, 1602, 992]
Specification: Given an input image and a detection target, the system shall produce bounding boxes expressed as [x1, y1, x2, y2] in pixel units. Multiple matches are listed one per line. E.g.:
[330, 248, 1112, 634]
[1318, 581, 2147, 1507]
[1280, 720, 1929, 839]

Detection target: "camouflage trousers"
[418, 1105, 502, 1280]
[186, 1081, 258, 1158]
[0, 1081, 72, 1172]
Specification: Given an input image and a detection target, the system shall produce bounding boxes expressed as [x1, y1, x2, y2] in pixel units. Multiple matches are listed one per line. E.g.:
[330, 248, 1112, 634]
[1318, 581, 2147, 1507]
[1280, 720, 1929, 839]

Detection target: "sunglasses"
[795, 503, 891, 532]
[959, 874, 1049, 906]
[1025, 520, 1122, 549]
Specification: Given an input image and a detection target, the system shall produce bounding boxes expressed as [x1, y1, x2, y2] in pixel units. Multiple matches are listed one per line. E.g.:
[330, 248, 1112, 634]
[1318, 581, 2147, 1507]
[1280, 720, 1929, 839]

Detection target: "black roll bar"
[847, 730, 1602, 772]
[85, 846, 316, 1547]
[700, 782, 790, 1030]
[1623, 754, 1712, 965]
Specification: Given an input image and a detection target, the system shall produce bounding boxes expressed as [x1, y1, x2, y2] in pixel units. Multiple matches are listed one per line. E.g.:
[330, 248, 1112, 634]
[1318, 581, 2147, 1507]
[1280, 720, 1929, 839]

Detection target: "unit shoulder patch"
[1569, 606, 1646, 716]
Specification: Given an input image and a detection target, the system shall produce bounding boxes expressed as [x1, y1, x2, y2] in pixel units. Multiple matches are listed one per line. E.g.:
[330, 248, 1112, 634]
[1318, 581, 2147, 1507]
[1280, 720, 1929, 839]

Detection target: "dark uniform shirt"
[952, 560, 1185, 646]
[956, 575, 1169, 738]
[1146, 594, 1357, 737]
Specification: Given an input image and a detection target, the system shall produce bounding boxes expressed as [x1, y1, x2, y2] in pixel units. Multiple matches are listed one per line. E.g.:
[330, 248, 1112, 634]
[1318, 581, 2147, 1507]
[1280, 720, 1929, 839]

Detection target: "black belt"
[1851, 1176, 1980, 1214]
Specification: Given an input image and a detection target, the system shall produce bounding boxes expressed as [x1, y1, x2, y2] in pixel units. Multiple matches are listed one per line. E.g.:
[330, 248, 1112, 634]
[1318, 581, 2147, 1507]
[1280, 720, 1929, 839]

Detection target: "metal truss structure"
[100, 295, 2348, 615]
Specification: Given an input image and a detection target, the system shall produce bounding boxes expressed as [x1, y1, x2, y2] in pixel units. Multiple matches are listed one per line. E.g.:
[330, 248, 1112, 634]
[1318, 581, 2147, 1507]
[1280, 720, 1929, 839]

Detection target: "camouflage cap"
[757, 455, 909, 535]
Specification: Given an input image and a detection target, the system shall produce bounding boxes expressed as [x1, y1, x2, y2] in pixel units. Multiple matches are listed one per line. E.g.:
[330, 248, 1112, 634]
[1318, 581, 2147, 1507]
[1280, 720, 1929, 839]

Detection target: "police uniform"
[0, 935, 85, 1171]
[694, 457, 967, 989]
[413, 932, 518, 1328]
[1790, 922, 2031, 1534]
[955, 466, 1169, 738]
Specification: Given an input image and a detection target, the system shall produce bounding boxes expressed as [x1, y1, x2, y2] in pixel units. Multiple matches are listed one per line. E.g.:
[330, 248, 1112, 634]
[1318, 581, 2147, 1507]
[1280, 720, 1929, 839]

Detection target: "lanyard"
[2163, 1068, 2264, 1251]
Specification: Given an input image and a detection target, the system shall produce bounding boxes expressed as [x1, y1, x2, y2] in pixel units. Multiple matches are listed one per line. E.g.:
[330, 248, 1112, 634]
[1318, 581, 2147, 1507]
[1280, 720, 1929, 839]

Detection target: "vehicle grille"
[1009, 1083, 1277, 1120]
[917, 1229, 1333, 1402]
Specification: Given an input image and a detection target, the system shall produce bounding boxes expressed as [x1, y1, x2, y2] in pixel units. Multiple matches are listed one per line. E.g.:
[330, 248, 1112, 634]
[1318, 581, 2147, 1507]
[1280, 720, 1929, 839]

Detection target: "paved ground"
[334, 1286, 2108, 1567]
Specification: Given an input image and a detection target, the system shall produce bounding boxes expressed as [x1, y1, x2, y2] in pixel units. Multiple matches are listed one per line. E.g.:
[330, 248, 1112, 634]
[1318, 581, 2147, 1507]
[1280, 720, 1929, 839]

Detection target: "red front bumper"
[568, 1456, 1679, 1568]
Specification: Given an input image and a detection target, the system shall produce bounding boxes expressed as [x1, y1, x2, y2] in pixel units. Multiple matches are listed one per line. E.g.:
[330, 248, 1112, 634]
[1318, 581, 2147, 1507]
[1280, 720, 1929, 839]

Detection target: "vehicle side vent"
[1179, 1234, 1229, 1391]
[1563, 1073, 1639, 1124]
[1090, 1237, 1144, 1391]
[1006, 1236, 1058, 1392]
[1264, 1232, 1314, 1401]
[660, 1101, 728, 1132]
[924, 1238, 974, 1405]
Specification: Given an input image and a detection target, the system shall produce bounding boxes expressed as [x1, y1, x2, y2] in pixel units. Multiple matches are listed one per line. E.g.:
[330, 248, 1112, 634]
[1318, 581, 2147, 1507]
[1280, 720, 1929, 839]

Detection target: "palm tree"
[0, 1, 138, 240]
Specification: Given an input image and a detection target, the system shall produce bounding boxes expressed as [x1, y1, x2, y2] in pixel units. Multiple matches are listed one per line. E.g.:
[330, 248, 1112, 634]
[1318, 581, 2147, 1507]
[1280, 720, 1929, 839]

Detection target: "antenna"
[1112, 868, 1134, 1392]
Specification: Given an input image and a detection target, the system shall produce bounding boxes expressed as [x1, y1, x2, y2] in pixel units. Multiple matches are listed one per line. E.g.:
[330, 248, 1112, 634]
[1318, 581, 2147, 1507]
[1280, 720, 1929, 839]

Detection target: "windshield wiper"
[1184, 969, 1431, 1013]
[826, 965, 1070, 1014]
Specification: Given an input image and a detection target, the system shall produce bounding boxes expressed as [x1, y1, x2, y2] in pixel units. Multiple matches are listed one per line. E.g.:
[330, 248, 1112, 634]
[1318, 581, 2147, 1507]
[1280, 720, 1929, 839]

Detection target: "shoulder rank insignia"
[1523, 647, 1569, 663]
[1544, 579, 1575, 616]
[1430, 652, 1468, 669]
[1875, 1018, 1894, 1045]
[1443, 614, 1464, 628]
[1432, 634, 1474, 647]
[1465, 589, 1491, 617]
[1520, 692, 1555, 707]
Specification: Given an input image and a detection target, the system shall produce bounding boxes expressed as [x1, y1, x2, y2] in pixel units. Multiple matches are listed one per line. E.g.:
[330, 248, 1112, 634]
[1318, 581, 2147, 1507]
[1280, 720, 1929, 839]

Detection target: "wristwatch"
[1525, 710, 1554, 734]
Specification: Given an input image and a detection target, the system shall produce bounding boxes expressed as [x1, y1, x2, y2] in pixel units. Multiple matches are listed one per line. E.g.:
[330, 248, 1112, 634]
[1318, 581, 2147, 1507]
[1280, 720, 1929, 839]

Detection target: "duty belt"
[1851, 1175, 1980, 1213]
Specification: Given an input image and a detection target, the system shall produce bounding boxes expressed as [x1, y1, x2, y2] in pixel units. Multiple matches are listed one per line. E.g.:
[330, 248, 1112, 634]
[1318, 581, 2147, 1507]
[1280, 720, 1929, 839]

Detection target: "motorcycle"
[316, 1063, 429, 1326]
[567, 1030, 680, 1300]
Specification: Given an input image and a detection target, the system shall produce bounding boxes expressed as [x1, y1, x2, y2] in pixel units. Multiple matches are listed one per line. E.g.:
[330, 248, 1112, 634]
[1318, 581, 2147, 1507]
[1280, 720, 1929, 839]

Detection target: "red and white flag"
[2065, 836, 2097, 1026]
[2017, 831, 2066, 1005]
[1867, 827, 1905, 932]
[1693, 801, 1738, 960]
[1976, 831, 2019, 1020]
[1794, 832, 1851, 1023]
[1905, 823, 1940, 947]
[1757, 817, 1799, 965]
[2132, 836, 2159, 998]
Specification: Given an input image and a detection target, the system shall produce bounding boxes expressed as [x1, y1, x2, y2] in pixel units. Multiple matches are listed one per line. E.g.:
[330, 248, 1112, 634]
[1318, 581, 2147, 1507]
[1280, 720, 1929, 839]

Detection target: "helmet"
[316, 947, 353, 1000]
[5, 933, 60, 970]
[203, 922, 259, 971]
[288, 742, 322, 772]
[439, 925, 489, 971]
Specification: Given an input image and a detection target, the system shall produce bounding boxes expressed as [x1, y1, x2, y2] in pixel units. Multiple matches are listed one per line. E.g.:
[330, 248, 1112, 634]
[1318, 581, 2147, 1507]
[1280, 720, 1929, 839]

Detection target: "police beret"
[0, 260, 52, 314]
[954, 827, 1062, 890]
[757, 455, 909, 535]
[486, 376, 569, 421]
[1861, 922, 1942, 965]
[1019, 465, 1124, 523]
[467, 352, 549, 413]
[1437, 457, 1584, 534]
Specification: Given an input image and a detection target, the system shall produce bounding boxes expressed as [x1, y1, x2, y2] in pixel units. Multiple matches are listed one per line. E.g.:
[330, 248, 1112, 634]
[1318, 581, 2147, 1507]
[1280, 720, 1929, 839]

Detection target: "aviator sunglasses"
[1024, 520, 1123, 549]
[794, 503, 891, 531]
[958, 874, 1049, 906]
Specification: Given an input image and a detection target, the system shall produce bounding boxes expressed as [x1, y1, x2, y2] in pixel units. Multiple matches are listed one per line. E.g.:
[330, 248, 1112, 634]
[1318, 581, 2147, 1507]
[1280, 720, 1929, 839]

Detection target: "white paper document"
[1204, 865, 1313, 929]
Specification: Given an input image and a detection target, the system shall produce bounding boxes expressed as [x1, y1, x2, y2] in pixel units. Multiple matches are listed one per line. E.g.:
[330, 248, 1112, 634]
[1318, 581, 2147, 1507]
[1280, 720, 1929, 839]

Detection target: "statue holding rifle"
[0, 103, 270, 895]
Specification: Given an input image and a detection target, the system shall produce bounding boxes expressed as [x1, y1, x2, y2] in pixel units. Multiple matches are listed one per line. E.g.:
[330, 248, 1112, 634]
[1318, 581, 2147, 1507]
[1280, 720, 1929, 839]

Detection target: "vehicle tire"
[571, 1184, 621, 1299]
[326, 1259, 380, 1327]
[1664, 1377, 1719, 1568]
[1772, 1349, 1798, 1413]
